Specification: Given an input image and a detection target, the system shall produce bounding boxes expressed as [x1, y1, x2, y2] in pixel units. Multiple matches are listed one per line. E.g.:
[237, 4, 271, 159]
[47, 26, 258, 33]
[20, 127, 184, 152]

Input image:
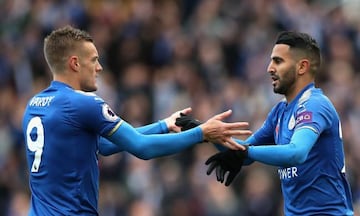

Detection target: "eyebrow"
[271, 56, 284, 62]
[91, 56, 99, 61]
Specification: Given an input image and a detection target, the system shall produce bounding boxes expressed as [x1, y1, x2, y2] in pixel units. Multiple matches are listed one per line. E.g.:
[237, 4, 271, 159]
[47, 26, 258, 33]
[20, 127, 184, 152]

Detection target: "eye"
[272, 57, 283, 64]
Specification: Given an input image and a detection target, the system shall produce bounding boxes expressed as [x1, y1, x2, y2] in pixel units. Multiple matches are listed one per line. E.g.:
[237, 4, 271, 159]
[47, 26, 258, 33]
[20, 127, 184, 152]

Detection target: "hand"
[205, 148, 248, 186]
[175, 113, 202, 131]
[200, 110, 252, 150]
[164, 107, 193, 132]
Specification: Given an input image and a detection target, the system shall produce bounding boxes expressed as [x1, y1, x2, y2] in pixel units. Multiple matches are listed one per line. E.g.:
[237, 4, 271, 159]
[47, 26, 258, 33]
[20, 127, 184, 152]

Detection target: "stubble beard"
[273, 66, 296, 96]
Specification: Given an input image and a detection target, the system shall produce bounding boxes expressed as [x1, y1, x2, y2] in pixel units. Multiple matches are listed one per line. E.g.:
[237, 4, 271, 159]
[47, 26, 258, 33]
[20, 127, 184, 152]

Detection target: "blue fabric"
[135, 120, 169, 134]
[23, 81, 120, 215]
[24, 81, 204, 215]
[99, 120, 168, 156]
[248, 128, 317, 166]
[245, 83, 353, 215]
[107, 121, 202, 160]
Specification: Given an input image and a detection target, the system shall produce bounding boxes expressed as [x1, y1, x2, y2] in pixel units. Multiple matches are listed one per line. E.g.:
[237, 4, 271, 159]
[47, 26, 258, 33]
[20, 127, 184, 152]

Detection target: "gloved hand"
[175, 113, 202, 131]
[205, 147, 248, 186]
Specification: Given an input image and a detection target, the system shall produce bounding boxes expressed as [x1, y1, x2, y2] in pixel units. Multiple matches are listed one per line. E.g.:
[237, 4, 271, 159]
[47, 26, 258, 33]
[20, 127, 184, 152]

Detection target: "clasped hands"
[175, 111, 250, 186]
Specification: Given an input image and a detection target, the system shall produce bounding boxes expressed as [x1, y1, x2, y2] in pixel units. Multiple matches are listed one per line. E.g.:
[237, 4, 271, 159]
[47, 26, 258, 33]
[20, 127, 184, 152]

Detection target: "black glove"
[175, 113, 202, 131]
[205, 147, 248, 186]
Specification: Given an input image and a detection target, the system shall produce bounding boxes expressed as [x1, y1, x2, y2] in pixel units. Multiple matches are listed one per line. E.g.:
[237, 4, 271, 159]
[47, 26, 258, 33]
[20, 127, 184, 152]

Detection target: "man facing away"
[22, 25, 252, 215]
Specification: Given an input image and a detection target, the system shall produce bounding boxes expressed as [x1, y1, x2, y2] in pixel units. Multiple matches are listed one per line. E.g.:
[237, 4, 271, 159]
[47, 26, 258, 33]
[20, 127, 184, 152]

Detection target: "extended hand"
[164, 107, 193, 132]
[205, 148, 248, 186]
[200, 110, 252, 150]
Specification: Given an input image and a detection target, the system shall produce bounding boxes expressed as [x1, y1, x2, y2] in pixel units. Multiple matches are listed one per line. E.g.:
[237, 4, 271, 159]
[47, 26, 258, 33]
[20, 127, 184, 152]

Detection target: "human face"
[78, 42, 103, 92]
[267, 44, 297, 97]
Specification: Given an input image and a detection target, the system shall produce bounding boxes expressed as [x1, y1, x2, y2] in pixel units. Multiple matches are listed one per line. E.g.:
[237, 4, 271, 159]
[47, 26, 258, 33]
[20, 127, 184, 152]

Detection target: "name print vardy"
[29, 96, 55, 107]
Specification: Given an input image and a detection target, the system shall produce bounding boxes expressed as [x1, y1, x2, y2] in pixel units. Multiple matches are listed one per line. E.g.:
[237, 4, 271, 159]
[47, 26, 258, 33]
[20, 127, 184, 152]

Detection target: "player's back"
[23, 81, 100, 215]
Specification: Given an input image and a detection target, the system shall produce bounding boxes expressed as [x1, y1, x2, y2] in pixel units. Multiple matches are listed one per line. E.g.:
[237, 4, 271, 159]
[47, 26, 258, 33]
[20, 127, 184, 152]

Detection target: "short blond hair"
[43, 25, 93, 73]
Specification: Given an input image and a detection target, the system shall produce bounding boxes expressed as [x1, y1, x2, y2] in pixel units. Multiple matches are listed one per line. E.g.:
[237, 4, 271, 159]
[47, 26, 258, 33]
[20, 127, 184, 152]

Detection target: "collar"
[287, 82, 315, 107]
[51, 81, 73, 89]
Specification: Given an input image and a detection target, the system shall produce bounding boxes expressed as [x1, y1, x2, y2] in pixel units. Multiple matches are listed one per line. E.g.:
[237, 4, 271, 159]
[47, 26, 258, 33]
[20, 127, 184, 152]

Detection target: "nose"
[267, 62, 274, 74]
[96, 63, 103, 73]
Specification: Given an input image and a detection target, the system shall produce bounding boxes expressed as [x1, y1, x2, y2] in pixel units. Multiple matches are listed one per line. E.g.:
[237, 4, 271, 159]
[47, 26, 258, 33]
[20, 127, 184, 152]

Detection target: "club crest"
[288, 115, 295, 130]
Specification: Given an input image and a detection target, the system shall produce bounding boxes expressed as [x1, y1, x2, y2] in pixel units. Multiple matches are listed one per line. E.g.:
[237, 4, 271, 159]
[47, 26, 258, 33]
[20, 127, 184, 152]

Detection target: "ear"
[69, 56, 80, 72]
[297, 59, 310, 75]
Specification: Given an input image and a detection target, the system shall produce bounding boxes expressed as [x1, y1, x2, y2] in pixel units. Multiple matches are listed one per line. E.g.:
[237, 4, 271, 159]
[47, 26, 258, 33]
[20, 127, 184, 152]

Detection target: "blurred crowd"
[1, 0, 360, 215]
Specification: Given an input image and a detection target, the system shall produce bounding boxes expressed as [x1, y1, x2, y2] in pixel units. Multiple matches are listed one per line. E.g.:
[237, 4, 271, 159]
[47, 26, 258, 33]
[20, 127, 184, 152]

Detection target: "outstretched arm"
[105, 110, 251, 160]
[99, 107, 193, 156]
[99, 121, 169, 156]
[247, 128, 318, 167]
[99, 137, 122, 156]
[135, 121, 169, 134]
[175, 112, 254, 151]
[205, 128, 318, 186]
[106, 121, 203, 159]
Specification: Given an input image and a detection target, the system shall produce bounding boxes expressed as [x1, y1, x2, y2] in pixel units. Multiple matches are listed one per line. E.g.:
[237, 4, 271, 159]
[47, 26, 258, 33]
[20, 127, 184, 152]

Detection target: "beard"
[273, 65, 296, 95]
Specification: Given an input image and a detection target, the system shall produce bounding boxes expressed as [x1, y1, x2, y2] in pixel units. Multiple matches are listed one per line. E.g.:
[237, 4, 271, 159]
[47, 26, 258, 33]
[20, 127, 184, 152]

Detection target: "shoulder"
[73, 90, 104, 102]
[294, 87, 338, 131]
[295, 87, 337, 120]
[67, 90, 105, 109]
[297, 88, 333, 109]
[71, 90, 119, 122]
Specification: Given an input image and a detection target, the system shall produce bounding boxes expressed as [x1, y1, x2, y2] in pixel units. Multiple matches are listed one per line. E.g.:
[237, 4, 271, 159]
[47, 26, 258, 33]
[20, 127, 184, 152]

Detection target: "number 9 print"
[26, 116, 44, 173]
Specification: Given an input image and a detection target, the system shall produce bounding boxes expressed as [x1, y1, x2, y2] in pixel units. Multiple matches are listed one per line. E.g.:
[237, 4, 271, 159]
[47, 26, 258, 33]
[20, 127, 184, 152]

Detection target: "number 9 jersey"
[22, 81, 122, 215]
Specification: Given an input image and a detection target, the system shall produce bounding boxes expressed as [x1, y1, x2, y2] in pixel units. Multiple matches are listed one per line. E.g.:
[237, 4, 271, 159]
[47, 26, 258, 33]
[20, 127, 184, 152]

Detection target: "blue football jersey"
[253, 83, 353, 215]
[23, 81, 121, 215]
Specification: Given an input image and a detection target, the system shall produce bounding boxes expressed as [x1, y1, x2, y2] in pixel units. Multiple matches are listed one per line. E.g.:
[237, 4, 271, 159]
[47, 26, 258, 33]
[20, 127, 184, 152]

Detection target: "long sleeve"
[106, 120, 203, 159]
[247, 128, 318, 167]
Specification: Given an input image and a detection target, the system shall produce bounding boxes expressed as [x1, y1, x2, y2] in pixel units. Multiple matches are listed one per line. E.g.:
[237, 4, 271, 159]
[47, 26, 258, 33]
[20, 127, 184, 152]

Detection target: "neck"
[53, 73, 80, 90]
[285, 80, 313, 103]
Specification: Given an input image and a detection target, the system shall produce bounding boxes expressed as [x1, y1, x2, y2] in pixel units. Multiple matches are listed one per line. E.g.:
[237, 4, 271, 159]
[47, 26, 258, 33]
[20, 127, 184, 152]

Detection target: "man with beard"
[178, 31, 354, 215]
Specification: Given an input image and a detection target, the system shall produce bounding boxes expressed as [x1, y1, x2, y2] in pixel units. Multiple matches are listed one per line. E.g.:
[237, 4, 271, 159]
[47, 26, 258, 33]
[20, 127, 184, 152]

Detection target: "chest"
[275, 108, 296, 145]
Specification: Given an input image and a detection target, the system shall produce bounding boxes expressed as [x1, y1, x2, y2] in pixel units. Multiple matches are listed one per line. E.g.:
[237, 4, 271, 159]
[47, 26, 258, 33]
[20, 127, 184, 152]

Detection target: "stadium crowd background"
[1, 0, 360, 215]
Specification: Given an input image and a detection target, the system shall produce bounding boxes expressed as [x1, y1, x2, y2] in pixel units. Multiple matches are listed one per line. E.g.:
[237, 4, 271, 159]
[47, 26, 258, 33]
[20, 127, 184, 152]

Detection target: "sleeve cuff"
[158, 120, 169, 133]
